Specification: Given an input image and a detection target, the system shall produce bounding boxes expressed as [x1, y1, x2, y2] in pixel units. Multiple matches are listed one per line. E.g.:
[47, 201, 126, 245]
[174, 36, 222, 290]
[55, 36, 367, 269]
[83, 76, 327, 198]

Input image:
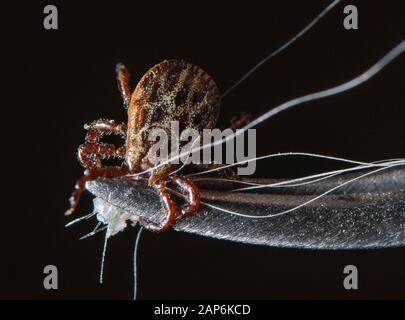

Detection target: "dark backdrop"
[2, 0, 405, 299]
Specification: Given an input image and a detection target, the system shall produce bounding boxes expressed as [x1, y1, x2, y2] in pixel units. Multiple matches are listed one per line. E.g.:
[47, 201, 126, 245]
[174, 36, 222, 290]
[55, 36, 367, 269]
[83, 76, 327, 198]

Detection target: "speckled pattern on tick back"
[126, 59, 221, 172]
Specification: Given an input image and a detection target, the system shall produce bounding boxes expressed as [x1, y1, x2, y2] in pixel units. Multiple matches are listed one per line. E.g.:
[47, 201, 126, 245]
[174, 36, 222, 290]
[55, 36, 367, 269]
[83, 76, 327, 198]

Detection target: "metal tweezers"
[86, 167, 405, 249]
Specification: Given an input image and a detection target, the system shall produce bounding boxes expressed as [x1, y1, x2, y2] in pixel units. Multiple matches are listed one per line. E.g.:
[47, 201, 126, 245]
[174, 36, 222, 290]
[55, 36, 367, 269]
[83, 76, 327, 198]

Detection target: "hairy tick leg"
[116, 63, 132, 109]
[224, 112, 252, 130]
[65, 166, 129, 216]
[194, 162, 238, 180]
[78, 142, 126, 169]
[170, 175, 201, 220]
[140, 175, 177, 232]
[84, 119, 127, 143]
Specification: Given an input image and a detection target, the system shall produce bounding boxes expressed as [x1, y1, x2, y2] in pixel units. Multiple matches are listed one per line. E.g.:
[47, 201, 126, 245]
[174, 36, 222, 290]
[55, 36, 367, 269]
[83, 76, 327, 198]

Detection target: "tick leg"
[78, 142, 126, 169]
[65, 166, 129, 216]
[170, 175, 201, 220]
[228, 112, 252, 130]
[139, 176, 177, 232]
[194, 162, 238, 180]
[116, 63, 132, 109]
[84, 119, 127, 143]
[207, 112, 250, 178]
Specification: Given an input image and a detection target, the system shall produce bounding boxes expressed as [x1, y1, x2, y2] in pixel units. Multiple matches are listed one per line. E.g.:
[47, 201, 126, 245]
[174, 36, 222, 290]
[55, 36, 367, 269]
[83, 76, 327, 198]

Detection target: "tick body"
[126, 60, 220, 173]
[66, 60, 221, 232]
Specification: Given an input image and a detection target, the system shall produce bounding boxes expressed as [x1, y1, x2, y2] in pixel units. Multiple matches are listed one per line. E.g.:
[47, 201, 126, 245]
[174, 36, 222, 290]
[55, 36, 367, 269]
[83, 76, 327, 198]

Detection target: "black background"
[2, 0, 405, 299]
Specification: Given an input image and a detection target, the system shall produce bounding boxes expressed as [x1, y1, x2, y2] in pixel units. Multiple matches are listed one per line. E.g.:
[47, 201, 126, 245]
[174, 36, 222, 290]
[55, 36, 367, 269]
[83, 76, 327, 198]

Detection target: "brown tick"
[66, 60, 224, 232]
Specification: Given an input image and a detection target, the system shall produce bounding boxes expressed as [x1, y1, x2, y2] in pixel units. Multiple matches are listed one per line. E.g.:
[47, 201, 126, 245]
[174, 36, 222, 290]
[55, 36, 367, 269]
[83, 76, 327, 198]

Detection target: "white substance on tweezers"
[93, 197, 138, 238]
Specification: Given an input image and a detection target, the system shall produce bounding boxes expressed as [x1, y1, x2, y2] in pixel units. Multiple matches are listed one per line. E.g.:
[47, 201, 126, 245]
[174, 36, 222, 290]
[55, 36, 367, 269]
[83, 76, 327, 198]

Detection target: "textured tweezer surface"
[86, 167, 405, 249]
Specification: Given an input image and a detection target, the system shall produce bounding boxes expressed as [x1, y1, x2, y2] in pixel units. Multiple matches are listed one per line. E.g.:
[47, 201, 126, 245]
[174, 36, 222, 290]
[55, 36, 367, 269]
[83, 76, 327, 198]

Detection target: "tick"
[66, 60, 224, 232]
